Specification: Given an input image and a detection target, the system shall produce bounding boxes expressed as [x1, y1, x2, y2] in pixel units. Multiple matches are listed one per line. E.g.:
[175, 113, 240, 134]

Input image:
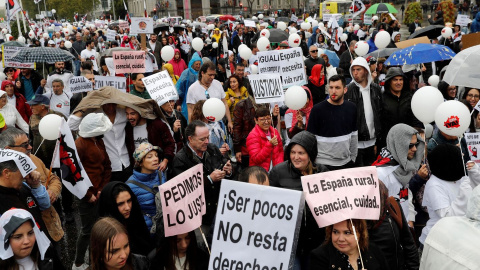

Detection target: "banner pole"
[350, 218, 365, 270]
[199, 226, 211, 255]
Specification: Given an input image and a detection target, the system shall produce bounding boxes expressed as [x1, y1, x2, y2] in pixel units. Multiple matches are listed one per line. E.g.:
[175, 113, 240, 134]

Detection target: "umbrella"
[276, 17, 290, 23]
[1, 41, 26, 47]
[320, 49, 340, 67]
[385, 43, 456, 66]
[154, 23, 169, 35]
[365, 3, 398, 14]
[10, 47, 75, 63]
[219, 15, 236, 21]
[101, 47, 133, 57]
[407, 25, 444, 40]
[193, 22, 207, 29]
[365, 48, 401, 58]
[443, 45, 480, 88]
[173, 25, 185, 33]
[268, 28, 289, 43]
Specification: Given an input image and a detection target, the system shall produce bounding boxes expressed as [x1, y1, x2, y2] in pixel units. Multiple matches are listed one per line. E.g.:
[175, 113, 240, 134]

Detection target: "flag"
[123, 0, 131, 23]
[81, 14, 87, 23]
[52, 120, 93, 200]
[349, 0, 366, 19]
[74, 12, 78, 22]
[6, 0, 21, 19]
[144, 0, 148, 17]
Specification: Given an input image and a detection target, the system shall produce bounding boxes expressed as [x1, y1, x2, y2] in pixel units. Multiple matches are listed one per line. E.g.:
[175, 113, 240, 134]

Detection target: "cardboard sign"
[244, 20, 256, 28]
[209, 180, 304, 270]
[2, 46, 35, 69]
[106, 29, 117, 41]
[323, 13, 342, 22]
[465, 133, 480, 164]
[130, 17, 154, 34]
[69, 76, 93, 93]
[119, 20, 129, 29]
[364, 14, 373, 25]
[257, 47, 306, 88]
[396, 36, 430, 48]
[249, 74, 285, 104]
[94, 76, 127, 92]
[0, 149, 36, 177]
[160, 164, 205, 237]
[142, 70, 178, 105]
[456, 14, 471, 27]
[461, 32, 480, 50]
[112, 51, 146, 73]
[301, 166, 381, 228]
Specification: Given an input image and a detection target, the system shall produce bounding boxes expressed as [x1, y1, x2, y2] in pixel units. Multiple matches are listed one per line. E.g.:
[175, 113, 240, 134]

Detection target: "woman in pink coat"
[247, 107, 284, 172]
[168, 49, 188, 77]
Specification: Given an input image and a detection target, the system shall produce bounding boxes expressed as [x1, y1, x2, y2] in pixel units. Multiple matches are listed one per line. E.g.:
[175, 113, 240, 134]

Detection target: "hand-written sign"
[106, 29, 117, 41]
[209, 180, 304, 270]
[142, 70, 179, 106]
[2, 46, 35, 69]
[301, 166, 380, 228]
[160, 164, 205, 237]
[257, 47, 306, 88]
[112, 51, 146, 73]
[94, 76, 127, 92]
[0, 149, 36, 177]
[69, 76, 93, 93]
[248, 74, 285, 104]
[465, 132, 480, 163]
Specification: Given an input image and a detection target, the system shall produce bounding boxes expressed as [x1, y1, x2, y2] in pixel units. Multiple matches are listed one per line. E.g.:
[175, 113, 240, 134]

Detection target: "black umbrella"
[173, 25, 185, 33]
[408, 25, 444, 40]
[365, 48, 401, 58]
[10, 47, 75, 63]
[154, 23, 169, 35]
[268, 28, 289, 43]
[276, 17, 290, 23]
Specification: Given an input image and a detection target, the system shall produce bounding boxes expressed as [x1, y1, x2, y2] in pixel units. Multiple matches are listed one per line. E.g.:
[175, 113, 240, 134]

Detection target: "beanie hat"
[429, 144, 465, 182]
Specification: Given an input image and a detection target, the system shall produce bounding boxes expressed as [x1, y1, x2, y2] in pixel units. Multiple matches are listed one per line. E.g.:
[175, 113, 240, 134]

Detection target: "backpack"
[126, 180, 164, 234]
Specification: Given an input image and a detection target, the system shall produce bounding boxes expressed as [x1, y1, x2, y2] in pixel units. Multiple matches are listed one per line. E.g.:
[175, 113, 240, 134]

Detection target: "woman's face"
[331, 220, 357, 255]
[447, 85, 457, 98]
[230, 77, 239, 90]
[9, 221, 36, 260]
[141, 151, 159, 172]
[104, 233, 130, 270]
[290, 144, 310, 172]
[174, 52, 180, 59]
[255, 115, 272, 132]
[466, 89, 480, 108]
[0, 94, 7, 108]
[116, 191, 132, 219]
[229, 54, 234, 61]
[162, 37, 167, 45]
[176, 233, 191, 258]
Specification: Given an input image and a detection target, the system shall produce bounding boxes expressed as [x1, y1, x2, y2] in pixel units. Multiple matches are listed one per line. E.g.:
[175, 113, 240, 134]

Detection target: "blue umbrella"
[321, 49, 340, 67]
[385, 43, 456, 66]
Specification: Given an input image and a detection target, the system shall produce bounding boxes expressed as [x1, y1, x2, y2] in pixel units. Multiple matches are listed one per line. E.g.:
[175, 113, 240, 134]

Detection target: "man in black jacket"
[232, 27, 246, 54]
[304, 45, 326, 77]
[345, 57, 383, 167]
[409, 17, 422, 34]
[146, 33, 163, 68]
[339, 40, 357, 84]
[170, 121, 233, 231]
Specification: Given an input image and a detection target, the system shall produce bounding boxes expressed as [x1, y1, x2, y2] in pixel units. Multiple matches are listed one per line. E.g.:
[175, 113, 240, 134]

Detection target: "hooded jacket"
[168, 49, 188, 77]
[429, 10, 445, 25]
[471, 12, 480, 33]
[1, 80, 31, 123]
[176, 52, 202, 119]
[307, 26, 319, 47]
[247, 124, 284, 171]
[345, 57, 383, 144]
[162, 63, 179, 84]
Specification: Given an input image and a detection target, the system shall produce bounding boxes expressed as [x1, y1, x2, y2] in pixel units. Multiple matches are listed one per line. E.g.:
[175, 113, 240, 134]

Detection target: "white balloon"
[374, 31, 391, 49]
[354, 41, 369, 56]
[258, 14, 264, 19]
[238, 44, 248, 52]
[186, 20, 191, 24]
[28, 31, 35, 38]
[212, 42, 218, 48]
[203, 98, 226, 122]
[435, 100, 471, 137]
[311, 20, 319, 27]
[43, 33, 49, 39]
[411, 86, 445, 124]
[5, 34, 11, 41]
[318, 23, 325, 30]
[441, 27, 453, 38]
[354, 24, 360, 31]
[337, 27, 343, 36]
[428, 75, 440, 87]
[207, 24, 215, 30]
[67, 25, 73, 31]
[64, 29, 70, 36]
[257, 37, 270, 51]
[285, 86, 308, 110]
[161, 46, 175, 62]
[1, 28, 7, 34]
[192, 37, 204, 51]
[0, 73, 5, 81]
[17, 36, 25, 44]
[260, 29, 270, 38]
[250, 65, 258, 74]
[301, 22, 310, 30]
[424, 123, 434, 139]
[239, 47, 252, 60]
[252, 16, 258, 21]
[39, 114, 63, 140]
[277, 21, 287, 30]
[288, 33, 301, 47]
[372, 15, 379, 21]
[340, 33, 348, 42]
[64, 40, 72, 49]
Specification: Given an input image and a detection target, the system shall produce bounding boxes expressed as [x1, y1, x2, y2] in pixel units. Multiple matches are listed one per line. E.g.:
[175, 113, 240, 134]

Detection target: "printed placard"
[465, 132, 480, 163]
[257, 47, 306, 88]
[142, 70, 179, 105]
[112, 51, 146, 73]
[119, 20, 129, 29]
[160, 164, 205, 237]
[130, 17, 154, 34]
[94, 76, 127, 92]
[209, 180, 304, 270]
[2, 46, 35, 69]
[244, 20, 256, 28]
[69, 76, 93, 93]
[248, 74, 285, 104]
[0, 149, 36, 177]
[106, 29, 117, 41]
[456, 14, 471, 27]
[301, 166, 381, 228]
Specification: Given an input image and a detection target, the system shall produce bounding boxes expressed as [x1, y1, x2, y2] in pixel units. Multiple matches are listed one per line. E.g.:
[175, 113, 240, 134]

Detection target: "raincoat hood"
[163, 63, 175, 77]
[476, 12, 480, 22]
[1, 80, 14, 91]
[284, 131, 318, 163]
[384, 67, 408, 92]
[188, 52, 203, 75]
[350, 56, 372, 88]
[392, 31, 401, 42]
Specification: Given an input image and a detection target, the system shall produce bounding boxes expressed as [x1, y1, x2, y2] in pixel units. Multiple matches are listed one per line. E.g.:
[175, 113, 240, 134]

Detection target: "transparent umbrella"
[443, 45, 480, 88]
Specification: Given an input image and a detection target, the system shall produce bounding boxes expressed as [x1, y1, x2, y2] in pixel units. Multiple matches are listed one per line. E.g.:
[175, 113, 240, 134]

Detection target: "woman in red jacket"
[246, 107, 284, 172]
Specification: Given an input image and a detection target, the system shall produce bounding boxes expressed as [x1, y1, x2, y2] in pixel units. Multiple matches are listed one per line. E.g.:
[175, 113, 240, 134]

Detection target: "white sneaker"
[72, 263, 88, 270]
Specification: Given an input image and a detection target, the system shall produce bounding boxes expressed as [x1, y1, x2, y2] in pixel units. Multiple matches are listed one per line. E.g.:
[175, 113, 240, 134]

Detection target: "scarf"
[286, 87, 313, 132]
[208, 121, 226, 142]
[309, 64, 325, 87]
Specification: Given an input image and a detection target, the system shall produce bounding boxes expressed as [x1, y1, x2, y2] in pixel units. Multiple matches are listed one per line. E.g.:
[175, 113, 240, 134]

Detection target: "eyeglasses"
[310, 50, 318, 53]
[9, 142, 30, 149]
[257, 117, 272, 123]
[409, 142, 420, 149]
[467, 94, 480, 99]
[205, 90, 210, 99]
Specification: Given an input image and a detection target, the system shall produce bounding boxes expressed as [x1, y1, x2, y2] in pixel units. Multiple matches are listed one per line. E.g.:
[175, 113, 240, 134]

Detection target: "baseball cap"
[26, 95, 50, 106]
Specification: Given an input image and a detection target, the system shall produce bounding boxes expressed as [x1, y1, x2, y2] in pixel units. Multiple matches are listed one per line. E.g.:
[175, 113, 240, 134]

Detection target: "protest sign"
[257, 47, 306, 88]
[248, 74, 284, 104]
[130, 17, 154, 34]
[142, 70, 179, 105]
[244, 20, 256, 28]
[395, 36, 430, 49]
[461, 32, 480, 50]
[94, 76, 127, 92]
[106, 29, 117, 41]
[112, 51, 146, 73]
[2, 46, 35, 69]
[323, 13, 342, 22]
[209, 180, 304, 270]
[456, 14, 471, 27]
[301, 166, 380, 228]
[364, 14, 372, 25]
[160, 164, 205, 237]
[119, 20, 129, 29]
[69, 76, 93, 94]
[465, 133, 480, 163]
[0, 149, 36, 177]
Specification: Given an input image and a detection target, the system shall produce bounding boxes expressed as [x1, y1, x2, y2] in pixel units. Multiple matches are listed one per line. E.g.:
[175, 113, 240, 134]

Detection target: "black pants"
[325, 160, 355, 171]
[111, 164, 133, 183]
[355, 145, 377, 167]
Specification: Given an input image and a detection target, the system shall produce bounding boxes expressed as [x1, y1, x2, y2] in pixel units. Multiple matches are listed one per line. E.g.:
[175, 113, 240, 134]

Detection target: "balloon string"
[458, 135, 467, 176]
[34, 138, 45, 156]
[350, 218, 365, 270]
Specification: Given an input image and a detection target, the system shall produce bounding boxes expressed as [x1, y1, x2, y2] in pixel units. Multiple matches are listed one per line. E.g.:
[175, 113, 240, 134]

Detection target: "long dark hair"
[163, 231, 199, 270]
[0, 220, 40, 270]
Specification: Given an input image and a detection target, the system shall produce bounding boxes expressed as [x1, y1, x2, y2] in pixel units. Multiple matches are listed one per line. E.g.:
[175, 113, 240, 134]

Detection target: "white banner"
[106, 29, 117, 41]
[465, 132, 480, 163]
[69, 76, 93, 93]
[94, 76, 127, 92]
[130, 17, 154, 34]
[209, 180, 304, 270]
[257, 47, 306, 88]
[142, 70, 178, 106]
[244, 20, 256, 28]
[0, 149, 36, 177]
[248, 74, 285, 104]
[323, 13, 342, 22]
[2, 46, 35, 69]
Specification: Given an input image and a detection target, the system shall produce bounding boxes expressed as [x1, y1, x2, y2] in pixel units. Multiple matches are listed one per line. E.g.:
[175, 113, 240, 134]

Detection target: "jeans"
[74, 198, 98, 265]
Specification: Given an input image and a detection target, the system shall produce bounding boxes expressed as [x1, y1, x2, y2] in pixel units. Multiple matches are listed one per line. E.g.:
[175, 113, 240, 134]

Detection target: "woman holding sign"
[309, 219, 389, 270]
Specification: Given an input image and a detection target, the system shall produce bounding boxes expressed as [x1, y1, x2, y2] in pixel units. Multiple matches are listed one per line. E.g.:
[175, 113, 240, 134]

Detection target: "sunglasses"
[409, 142, 420, 149]
[310, 50, 318, 53]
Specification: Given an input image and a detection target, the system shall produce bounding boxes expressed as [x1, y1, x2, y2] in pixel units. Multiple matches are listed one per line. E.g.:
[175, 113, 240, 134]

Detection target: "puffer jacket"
[246, 124, 284, 171]
[368, 199, 419, 270]
[127, 170, 161, 231]
[471, 12, 480, 33]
